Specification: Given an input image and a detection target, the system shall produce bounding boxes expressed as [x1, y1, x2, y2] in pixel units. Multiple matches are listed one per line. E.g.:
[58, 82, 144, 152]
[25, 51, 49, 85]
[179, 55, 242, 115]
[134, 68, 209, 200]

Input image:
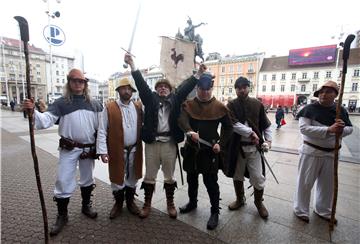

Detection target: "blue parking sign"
[43, 25, 65, 46]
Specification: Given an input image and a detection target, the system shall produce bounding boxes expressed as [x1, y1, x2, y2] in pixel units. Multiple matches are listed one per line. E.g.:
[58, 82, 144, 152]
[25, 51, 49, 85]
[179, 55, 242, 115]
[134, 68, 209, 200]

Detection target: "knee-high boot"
[125, 186, 140, 215]
[109, 188, 125, 219]
[50, 197, 69, 236]
[254, 188, 269, 219]
[164, 182, 177, 219]
[228, 180, 246, 210]
[80, 184, 97, 218]
[139, 182, 155, 219]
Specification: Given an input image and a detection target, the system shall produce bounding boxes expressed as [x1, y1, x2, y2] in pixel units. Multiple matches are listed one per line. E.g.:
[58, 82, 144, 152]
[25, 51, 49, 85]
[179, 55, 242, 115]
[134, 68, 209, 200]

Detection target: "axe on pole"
[329, 34, 355, 241]
[14, 16, 49, 243]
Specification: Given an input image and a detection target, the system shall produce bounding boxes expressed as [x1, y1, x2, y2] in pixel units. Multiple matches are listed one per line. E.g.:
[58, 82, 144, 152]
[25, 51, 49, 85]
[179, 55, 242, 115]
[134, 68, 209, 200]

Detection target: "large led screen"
[288, 45, 337, 66]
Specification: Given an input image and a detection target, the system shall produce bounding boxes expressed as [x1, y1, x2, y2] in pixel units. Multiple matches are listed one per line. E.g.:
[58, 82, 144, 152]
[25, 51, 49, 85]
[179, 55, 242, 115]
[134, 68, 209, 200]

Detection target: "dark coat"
[178, 97, 233, 174]
[131, 70, 198, 144]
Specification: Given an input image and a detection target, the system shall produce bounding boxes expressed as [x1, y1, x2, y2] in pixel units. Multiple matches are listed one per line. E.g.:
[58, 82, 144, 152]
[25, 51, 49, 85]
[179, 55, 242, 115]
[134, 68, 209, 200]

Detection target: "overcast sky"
[1, 0, 359, 81]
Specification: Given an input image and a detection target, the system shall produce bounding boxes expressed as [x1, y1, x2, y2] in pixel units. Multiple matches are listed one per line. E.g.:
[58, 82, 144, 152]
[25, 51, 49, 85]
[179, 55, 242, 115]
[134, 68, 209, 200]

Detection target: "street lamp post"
[43, 0, 60, 102]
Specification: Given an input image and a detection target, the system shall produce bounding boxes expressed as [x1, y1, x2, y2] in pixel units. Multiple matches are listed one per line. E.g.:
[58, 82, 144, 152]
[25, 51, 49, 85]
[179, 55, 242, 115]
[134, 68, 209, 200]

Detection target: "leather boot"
[254, 188, 268, 219]
[228, 180, 246, 210]
[125, 186, 140, 215]
[139, 182, 155, 219]
[179, 180, 198, 214]
[109, 189, 125, 219]
[207, 212, 219, 230]
[50, 197, 69, 236]
[164, 182, 177, 219]
[80, 184, 97, 219]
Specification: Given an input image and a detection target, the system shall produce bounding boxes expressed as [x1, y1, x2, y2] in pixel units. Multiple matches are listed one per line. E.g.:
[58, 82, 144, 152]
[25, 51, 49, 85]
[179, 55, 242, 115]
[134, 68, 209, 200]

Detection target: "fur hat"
[313, 80, 339, 97]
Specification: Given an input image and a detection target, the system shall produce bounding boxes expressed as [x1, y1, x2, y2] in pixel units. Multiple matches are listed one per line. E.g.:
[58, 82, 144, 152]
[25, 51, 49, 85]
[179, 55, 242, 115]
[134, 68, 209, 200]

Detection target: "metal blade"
[261, 151, 279, 184]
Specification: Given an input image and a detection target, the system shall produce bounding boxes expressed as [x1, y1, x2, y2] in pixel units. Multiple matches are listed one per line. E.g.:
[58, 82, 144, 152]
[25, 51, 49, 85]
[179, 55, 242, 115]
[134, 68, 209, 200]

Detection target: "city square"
[1, 109, 359, 243]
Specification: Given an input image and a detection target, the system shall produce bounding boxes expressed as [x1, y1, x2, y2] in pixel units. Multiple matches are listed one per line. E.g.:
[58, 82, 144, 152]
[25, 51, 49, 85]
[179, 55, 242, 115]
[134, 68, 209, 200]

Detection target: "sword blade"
[198, 138, 213, 148]
[127, 1, 142, 53]
[261, 152, 279, 184]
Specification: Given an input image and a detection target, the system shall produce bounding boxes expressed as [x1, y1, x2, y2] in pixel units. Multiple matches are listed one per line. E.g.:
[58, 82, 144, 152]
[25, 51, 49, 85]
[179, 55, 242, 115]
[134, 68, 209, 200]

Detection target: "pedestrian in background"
[294, 81, 353, 223]
[275, 105, 284, 129]
[97, 78, 143, 219]
[124, 54, 206, 219]
[178, 73, 232, 230]
[23, 69, 103, 236]
[10, 100, 15, 111]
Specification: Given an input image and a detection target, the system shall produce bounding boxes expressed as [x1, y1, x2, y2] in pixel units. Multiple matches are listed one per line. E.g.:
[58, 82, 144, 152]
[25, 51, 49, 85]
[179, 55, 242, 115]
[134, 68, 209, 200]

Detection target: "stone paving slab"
[1, 129, 224, 244]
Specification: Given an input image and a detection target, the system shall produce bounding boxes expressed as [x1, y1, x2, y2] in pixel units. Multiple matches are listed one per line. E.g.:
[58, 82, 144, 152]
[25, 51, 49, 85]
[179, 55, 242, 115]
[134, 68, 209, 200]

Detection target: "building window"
[352, 83, 358, 91]
[37, 78, 41, 82]
[291, 84, 295, 92]
[271, 74, 276, 81]
[339, 71, 342, 78]
[237, 64, 242, 73]
[229, 77, 233, 84]
[62, 79, 65, 83]
[280, 85, 285, 92]
[229, 87, 232, 93]
[312, 84, 318, 91]
[248, 63, 254, 72]
[354, 69, 360, 77]
[326, 71, 332, 78]
[281, 73, 286, 80]
[262, 85, 266, 92]
[314, 72, 319, 79]
[229, 65, 233, 73]
[291, 73, 296, 80]
[301, 84, 306, 92]
[271, 84, 275, 92]
[221, 66, 225, 73]
[263, 74, 267, 81]
[302, 72, 307, 79]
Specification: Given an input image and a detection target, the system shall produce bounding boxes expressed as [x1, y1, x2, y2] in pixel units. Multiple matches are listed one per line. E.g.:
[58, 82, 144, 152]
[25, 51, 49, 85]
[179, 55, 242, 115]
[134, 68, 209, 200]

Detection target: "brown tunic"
[106, 101, 143, 185]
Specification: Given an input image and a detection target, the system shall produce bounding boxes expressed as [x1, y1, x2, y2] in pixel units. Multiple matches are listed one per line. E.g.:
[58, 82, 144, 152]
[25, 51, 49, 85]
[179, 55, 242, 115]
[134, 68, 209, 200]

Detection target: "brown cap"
[313, 80, 339, 97]
[155, 79, 172, 92]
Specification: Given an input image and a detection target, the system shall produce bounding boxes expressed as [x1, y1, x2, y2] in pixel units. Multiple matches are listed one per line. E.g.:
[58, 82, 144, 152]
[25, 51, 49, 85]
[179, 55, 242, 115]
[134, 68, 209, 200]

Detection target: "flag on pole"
[160, 36, 195, 87]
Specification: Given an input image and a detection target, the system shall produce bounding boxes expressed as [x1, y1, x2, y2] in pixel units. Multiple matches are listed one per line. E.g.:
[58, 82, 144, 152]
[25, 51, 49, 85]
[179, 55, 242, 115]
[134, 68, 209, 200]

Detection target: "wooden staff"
[14, 16, 49, 243]
[329, 34, 355, 241]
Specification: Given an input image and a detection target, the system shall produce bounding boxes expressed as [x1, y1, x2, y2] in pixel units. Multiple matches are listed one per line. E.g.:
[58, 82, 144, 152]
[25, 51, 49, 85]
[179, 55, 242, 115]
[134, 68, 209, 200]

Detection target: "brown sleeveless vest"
[106, 100, 143, 185]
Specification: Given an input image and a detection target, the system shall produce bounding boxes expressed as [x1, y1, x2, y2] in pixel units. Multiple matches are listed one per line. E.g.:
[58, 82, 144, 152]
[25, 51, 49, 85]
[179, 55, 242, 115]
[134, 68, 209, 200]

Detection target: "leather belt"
[303, 140, 341, 152]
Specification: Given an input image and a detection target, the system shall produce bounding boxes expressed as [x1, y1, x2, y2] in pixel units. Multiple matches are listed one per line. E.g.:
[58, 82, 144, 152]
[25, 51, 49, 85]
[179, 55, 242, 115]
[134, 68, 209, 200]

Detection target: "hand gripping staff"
[14, 16, 49, 243]
[329, 34, 355, 241]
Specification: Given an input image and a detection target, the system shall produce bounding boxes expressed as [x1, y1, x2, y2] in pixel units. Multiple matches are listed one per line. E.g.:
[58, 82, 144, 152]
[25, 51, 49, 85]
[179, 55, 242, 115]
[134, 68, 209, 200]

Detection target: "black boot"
[125, 186, 140, 216]
[179, 173, 198, 214]
[80, 184, 97, 219]
[109, 189, 125, 219]
[205, 174, 220, 230]
[207, 212, 219, 230]
[50, 197, 69, 236]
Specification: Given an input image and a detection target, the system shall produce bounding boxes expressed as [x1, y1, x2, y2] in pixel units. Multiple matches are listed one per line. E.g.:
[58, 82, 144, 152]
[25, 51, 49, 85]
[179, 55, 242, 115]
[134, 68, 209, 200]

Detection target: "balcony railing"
[297, 78, 310, 83]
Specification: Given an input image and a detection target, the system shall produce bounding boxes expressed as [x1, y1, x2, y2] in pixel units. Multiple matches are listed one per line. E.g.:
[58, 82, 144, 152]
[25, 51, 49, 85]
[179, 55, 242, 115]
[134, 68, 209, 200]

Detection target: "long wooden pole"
[14, 16, 49, 244]
[329, 34, 355, 241]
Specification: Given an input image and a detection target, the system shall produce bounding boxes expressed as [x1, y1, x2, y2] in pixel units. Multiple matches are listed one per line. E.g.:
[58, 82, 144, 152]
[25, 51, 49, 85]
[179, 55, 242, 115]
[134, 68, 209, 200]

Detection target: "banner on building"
[160, 36, 195, 87]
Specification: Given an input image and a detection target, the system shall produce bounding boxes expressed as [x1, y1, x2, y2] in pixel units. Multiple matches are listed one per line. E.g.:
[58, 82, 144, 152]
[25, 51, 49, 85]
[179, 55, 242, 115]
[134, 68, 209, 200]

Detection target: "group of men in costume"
[23, 55, 352, 235]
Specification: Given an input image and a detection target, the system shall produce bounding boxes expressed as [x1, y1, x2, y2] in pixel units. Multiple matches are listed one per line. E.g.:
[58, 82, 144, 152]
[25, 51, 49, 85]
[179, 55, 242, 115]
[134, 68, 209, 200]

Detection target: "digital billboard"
[288, 45, 337, 66]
